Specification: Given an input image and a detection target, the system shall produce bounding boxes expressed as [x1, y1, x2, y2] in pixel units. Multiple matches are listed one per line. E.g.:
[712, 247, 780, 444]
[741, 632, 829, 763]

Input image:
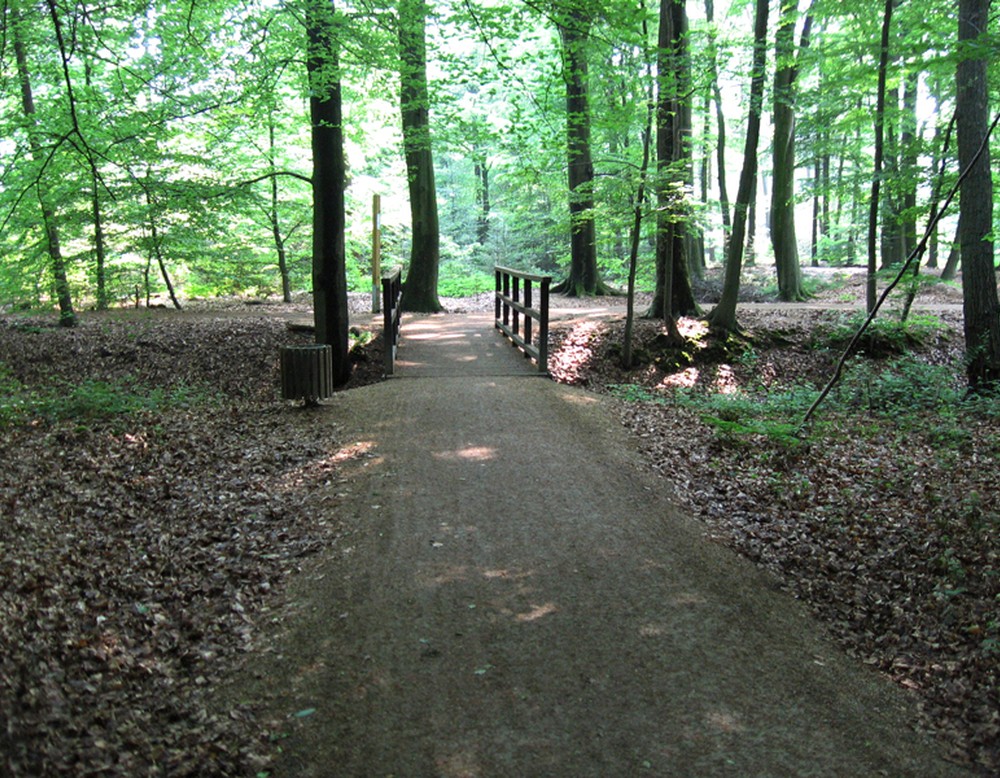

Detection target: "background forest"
[1, 0, 996, 315]
[3, 1, 1000, 775]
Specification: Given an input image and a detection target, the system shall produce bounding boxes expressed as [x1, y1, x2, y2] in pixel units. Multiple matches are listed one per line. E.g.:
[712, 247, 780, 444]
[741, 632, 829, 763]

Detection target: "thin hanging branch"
[800, 111, 1000, 429]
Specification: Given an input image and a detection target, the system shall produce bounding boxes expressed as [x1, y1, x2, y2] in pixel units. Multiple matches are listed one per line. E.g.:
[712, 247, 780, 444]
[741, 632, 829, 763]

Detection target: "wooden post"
[372, 194, 382, 313]
[538, 276, 550, 374]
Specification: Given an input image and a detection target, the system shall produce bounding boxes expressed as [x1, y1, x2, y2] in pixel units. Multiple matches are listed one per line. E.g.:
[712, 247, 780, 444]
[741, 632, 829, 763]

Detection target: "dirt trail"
[245, 314, 969, 777]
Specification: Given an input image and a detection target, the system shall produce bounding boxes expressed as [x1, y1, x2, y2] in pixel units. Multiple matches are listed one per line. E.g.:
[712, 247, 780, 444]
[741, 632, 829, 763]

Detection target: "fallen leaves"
[548, 305, 999, 773]
[0, 308, 382, 776]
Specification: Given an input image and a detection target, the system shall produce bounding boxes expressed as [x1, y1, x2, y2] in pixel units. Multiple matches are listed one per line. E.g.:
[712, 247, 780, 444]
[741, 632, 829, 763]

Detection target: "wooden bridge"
[382, 266, 551, 379]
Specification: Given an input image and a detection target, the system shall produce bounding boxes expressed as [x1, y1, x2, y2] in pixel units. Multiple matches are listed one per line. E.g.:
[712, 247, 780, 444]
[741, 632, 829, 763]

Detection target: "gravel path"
[245, 314, 969, 777]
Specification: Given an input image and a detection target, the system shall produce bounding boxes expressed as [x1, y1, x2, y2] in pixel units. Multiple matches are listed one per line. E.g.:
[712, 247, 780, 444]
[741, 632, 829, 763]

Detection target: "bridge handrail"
[382, 265, 403, 375]
[494, 265, 551, 375]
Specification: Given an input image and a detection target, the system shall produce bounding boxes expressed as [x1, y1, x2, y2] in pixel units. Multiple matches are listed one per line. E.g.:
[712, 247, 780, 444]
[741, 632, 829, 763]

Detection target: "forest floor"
[0, 266, 997, 775]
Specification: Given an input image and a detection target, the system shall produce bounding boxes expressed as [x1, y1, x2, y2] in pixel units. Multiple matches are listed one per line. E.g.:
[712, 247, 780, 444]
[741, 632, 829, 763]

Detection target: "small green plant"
[0, 372, 217, 429]
[608, 383, 669, 404]
[810, 312, 946, 355]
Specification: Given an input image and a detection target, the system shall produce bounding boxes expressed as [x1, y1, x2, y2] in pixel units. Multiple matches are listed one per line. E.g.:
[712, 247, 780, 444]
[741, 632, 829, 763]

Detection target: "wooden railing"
[382, 265, 403, 375]
[494, 265, 551, 374]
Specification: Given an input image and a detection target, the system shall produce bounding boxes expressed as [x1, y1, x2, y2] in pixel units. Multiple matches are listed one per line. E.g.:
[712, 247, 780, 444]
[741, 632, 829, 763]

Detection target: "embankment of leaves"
[0, 311, 383, 776]
[548, 311, 999, 773]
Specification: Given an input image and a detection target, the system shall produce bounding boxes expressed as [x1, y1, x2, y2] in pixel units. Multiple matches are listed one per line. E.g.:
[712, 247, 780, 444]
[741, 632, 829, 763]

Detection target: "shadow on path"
[247, 315, 969, 777]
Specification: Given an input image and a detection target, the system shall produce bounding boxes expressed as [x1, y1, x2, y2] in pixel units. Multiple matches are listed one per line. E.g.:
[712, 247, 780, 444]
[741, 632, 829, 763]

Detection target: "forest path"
[246, 314, 968, 777]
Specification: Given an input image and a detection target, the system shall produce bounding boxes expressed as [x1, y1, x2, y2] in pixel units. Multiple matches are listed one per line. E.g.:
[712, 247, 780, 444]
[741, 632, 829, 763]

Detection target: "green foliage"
[833, 356, 962, 415]
[0, 363, 216, 429]
[810, 312, 948, 355]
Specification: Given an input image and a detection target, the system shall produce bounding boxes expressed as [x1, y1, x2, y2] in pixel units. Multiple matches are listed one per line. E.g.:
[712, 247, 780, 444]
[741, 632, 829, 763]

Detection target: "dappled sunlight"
[559, 390, 598, 406]
[704, 709, 747, 735]
[432, 446, 498, 462]
[482, 568, 535, 582]
[659, 367, 701, 389]
[549, 320, 603, 383]
[677, 317, 709, 340]
[515, 602, 558, 622]
[277, 440, 380, 490]
[714, 364, 739, 394]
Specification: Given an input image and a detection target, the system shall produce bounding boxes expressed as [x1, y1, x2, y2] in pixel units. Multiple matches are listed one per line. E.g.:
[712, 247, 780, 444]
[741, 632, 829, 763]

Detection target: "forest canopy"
[0, 0, 997, 316]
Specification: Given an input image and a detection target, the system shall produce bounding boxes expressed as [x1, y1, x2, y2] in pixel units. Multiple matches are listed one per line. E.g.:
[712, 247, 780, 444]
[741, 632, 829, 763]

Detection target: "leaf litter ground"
[0, 272, 997, 775]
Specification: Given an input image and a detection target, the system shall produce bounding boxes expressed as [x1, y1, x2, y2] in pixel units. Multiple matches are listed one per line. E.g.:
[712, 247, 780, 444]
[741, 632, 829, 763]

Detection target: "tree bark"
[308, 0, 352, 385]
[705, 0, 730, 239]
[770, 1, 811, 302]
[957, 0, 1000, 390]
[552, 6, 610, 296]
[268, 117, 293, 303]
[646, 0, 697, 321]
[707, 0, 767, 333]
[399, 0, 443, 312]
[11, 1, 76, 327]
[867, 0, 893, 311]
[899, 71, 919, 260]
[474, 156, 490, 244]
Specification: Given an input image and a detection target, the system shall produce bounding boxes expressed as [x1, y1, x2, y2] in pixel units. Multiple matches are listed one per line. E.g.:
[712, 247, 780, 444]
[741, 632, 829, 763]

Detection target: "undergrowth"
[0, 363, 218, 428]
[611, 354, 1000, 448]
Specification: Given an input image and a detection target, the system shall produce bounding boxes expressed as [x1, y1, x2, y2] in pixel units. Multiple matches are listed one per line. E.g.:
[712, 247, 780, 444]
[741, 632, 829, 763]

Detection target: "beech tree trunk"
[647, 0, 697, 321]
[308, 0, 351, 386]
[553, 6, 610, 296]
[707, 0, 767, 333]
[867, 0, 893, 312]
[268, 117, 292, 303]
[957, 0, 1000, 390]
[399, 0, 443, 312]
[771, 1, 811, 302]
[11, 1, 76, 327]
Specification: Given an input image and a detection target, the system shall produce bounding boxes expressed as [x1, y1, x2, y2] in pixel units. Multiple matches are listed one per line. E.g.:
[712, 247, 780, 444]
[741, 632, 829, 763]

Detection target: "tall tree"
[705, 0, 730, 240]
[956, 0, 1000, 390]
[707, 0, 767, 334]
[10, 0, 76, 326]
[771, 0, 812, 302]
[307, 0, 351, 385]
[399, 0, 443, 311]
[552, 2, 611, 296]
[647, 0, 697, 321]
[867, 0, 893, 312]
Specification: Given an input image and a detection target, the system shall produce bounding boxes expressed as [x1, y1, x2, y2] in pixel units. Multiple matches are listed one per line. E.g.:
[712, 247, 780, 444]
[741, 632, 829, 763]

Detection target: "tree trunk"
[308, 0, 351, 385]
[957, 0, 1000, 390]
[867, 0, 893, 312]
[553, 7, 610, 296]
[647, 0, 697, 322]
[142, 184, 182, 310]
[268, 117, 293, 303]
[771, 1, 811, 302]
[11, 1, 76, 327]
[705, 0, 731, 241]
[623, 14, 656, 369]
[82, 54, 109, 311]
[811, 154, 821, 265]
[474, 157, 490, 244]
[91, 174, 109, 311]
[707, 0, 768, 334]
[900, 71, 919, 259]
[941, 219, 961, 281]
[399, 0, 443, 312]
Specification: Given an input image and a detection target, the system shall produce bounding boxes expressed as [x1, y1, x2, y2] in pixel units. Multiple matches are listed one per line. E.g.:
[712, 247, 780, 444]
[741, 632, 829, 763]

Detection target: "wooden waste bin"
[279, 344, 334, 405]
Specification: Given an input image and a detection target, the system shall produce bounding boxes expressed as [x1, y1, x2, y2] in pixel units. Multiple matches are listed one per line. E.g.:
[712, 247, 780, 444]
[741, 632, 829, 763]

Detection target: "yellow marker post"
[372, 194, 382, 313]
